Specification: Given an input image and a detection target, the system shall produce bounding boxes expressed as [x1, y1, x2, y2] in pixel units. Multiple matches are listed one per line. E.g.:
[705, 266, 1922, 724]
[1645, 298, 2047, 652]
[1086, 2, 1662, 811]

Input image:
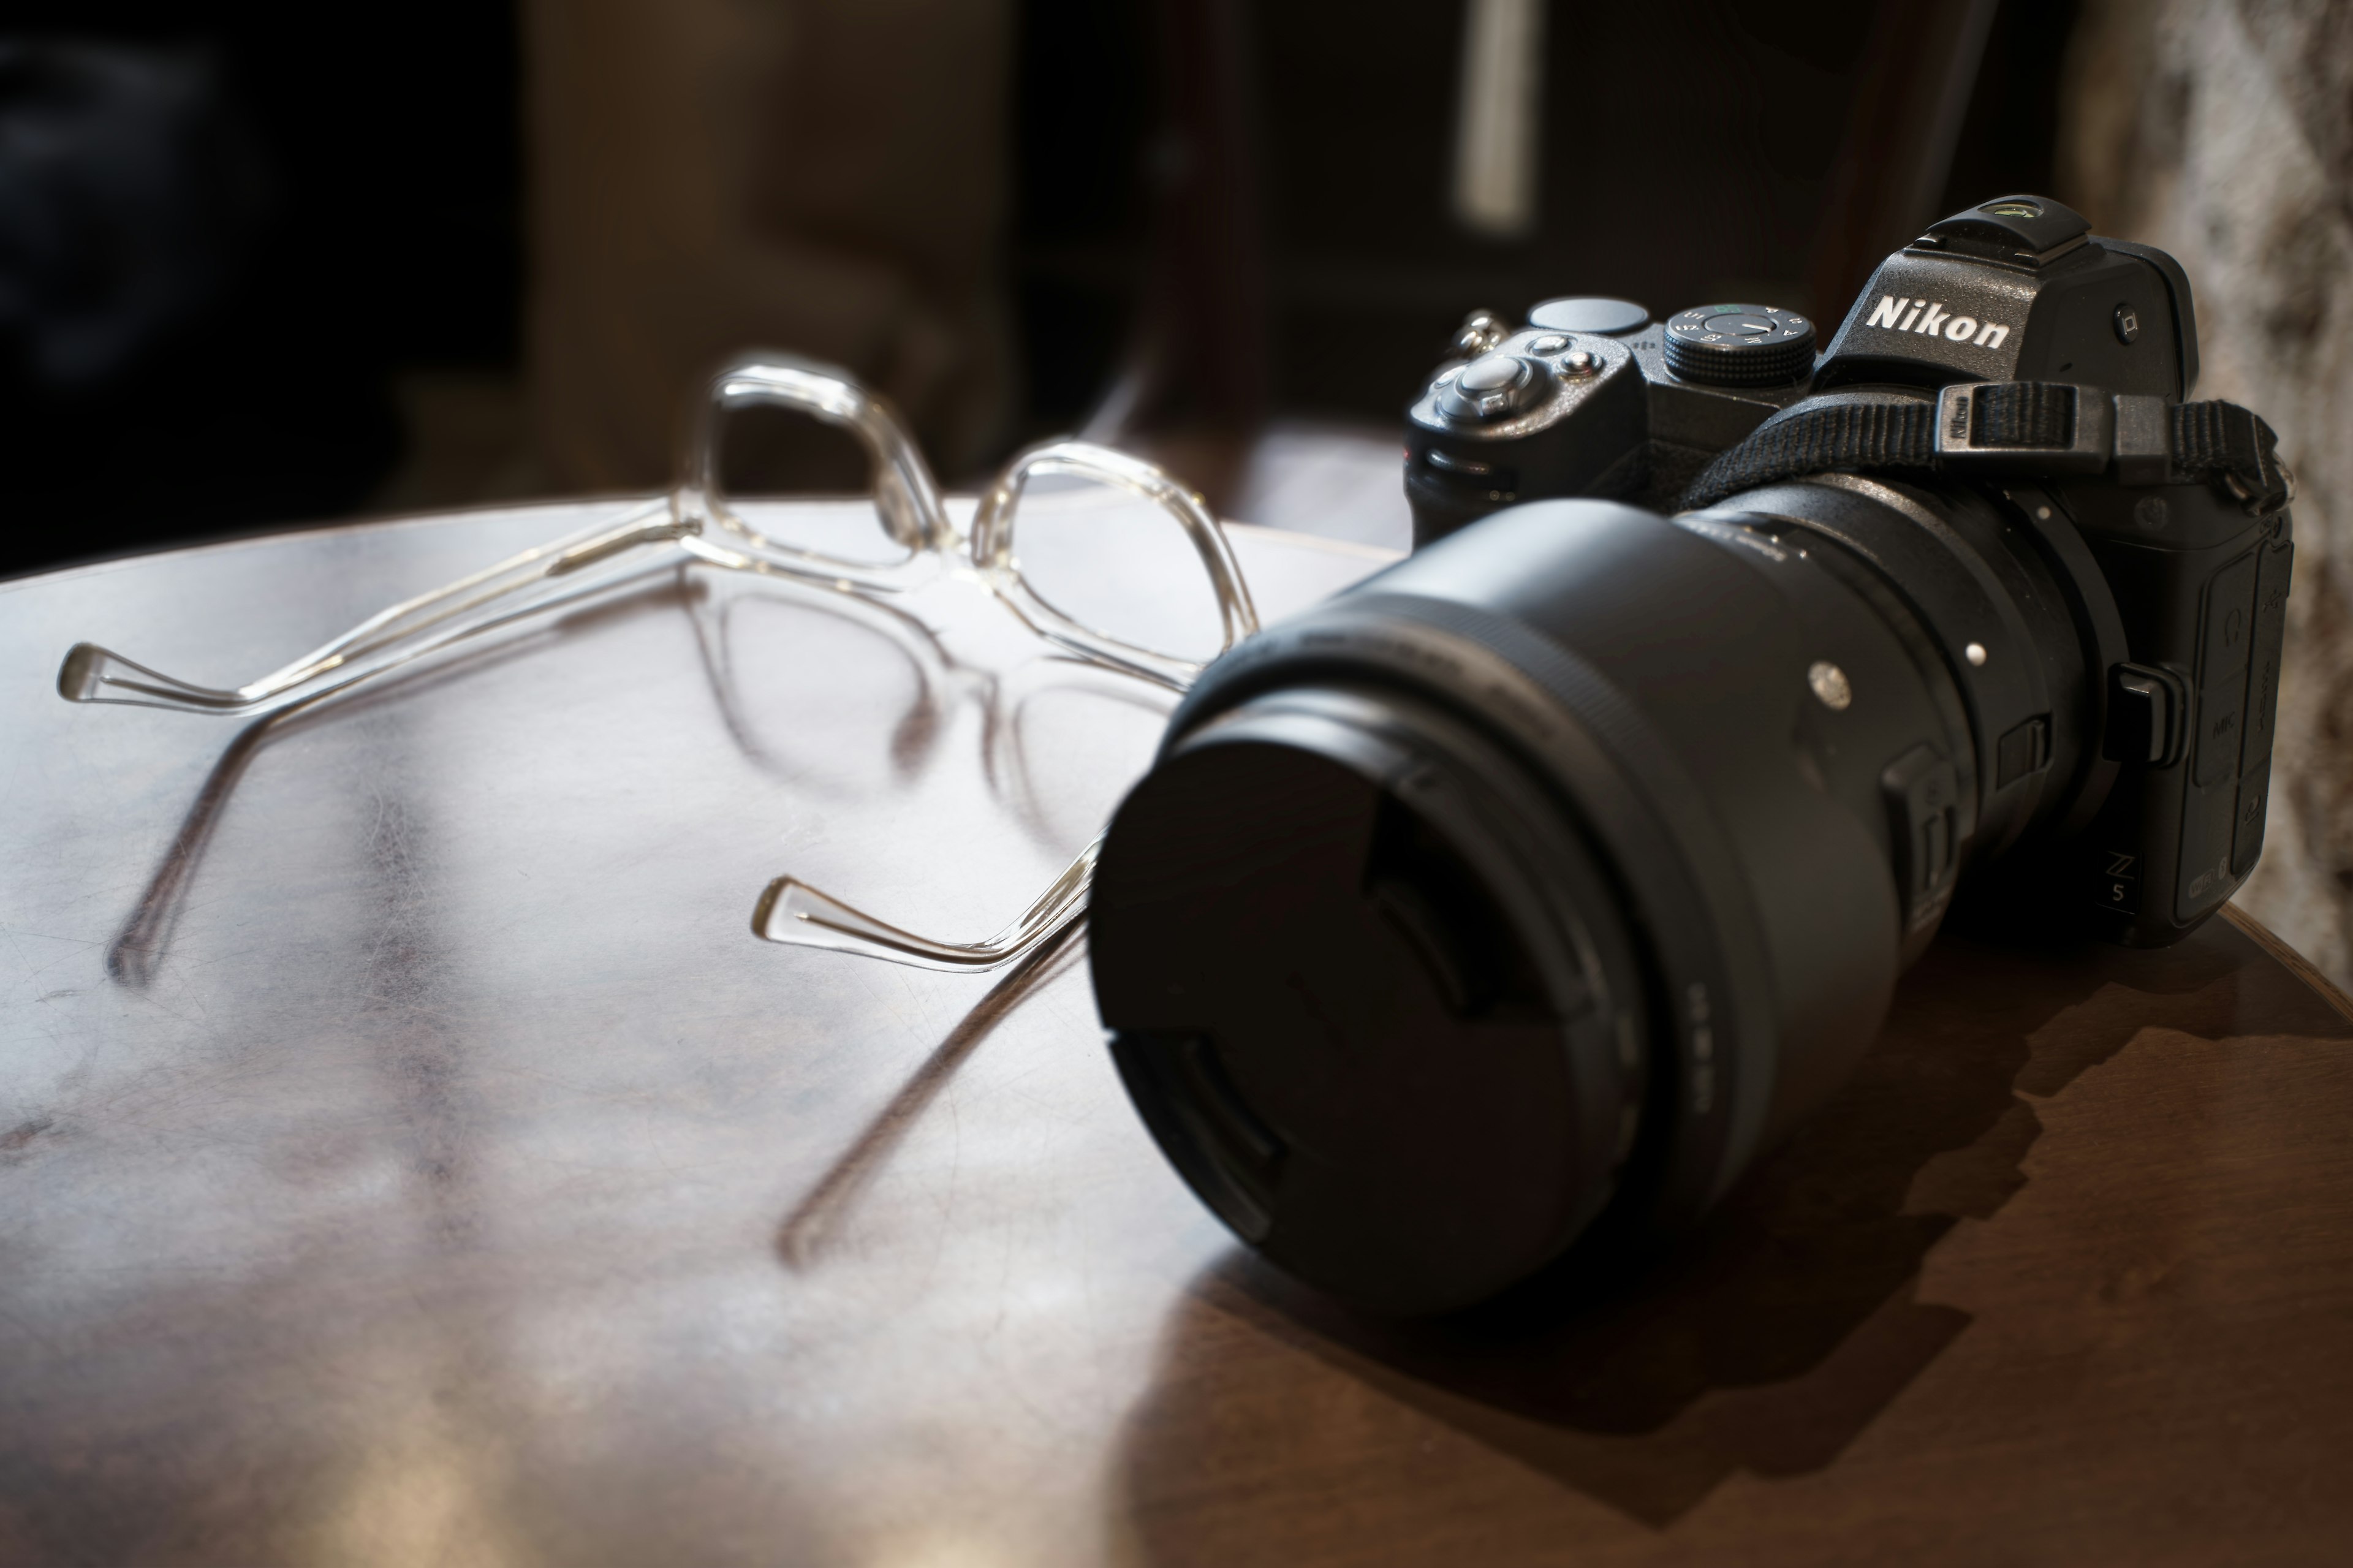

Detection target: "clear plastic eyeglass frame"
[57, 352, 1259, 975]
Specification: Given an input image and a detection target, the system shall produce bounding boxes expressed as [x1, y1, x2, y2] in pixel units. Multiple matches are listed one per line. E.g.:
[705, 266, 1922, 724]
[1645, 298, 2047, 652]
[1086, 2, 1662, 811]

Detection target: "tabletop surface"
[3, 502, 2351, 1567]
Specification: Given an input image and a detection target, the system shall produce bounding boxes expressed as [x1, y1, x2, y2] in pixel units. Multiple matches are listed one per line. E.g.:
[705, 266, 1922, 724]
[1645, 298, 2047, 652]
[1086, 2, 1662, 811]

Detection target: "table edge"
[2221, 901, 2353, 1024]
[0, 499, 1408, 599]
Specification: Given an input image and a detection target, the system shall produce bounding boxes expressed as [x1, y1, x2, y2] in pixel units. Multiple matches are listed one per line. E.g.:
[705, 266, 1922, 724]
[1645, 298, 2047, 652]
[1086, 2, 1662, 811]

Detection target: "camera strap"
[1681, 384, 2293, 518]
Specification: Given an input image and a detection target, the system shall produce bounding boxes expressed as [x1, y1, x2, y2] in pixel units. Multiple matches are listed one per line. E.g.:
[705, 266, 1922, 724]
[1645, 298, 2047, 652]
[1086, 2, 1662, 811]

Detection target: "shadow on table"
[1113, 917, 2353, 1534]
[104, 580, 689, 983]
[773, 921, 1090, 1268]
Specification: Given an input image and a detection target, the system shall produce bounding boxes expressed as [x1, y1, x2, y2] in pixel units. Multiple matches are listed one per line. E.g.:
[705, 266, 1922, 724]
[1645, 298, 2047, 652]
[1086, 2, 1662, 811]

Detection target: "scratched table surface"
[3, 501, 2351, 1568]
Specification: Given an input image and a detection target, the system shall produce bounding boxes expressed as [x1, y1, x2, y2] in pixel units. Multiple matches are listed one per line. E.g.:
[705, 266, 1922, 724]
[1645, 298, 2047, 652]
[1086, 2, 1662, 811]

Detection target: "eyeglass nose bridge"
[971, 440, 1260, 688]
[680, 354, 957, 562]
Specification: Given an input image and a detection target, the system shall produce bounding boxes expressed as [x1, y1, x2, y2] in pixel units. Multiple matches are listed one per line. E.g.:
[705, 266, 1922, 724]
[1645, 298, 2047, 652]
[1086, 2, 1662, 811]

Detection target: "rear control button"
[2177, 787, 2238, 918]
[2199, 551, 2259, 688]
[2194, 681, 2245, 788]
[2232, 760, 2272, 877]
[2240, 538, 2292, 768]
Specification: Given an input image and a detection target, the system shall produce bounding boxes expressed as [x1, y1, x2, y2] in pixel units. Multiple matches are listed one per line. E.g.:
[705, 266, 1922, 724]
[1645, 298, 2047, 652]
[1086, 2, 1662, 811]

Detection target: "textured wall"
[2063, 0, 2353, 987]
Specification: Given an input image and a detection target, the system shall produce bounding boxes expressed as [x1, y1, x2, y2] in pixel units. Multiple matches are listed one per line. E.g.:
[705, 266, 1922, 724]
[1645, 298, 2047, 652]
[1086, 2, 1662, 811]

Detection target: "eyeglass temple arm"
[688, 355, 954, 555]
[56, 499, 694, 714]
[56, 355, 949, 716]
[753, 839, 1100, 974]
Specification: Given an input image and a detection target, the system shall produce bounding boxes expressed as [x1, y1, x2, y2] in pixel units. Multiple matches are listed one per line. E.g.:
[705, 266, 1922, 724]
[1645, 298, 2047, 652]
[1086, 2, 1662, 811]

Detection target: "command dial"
[1662, 304, 1816, 387]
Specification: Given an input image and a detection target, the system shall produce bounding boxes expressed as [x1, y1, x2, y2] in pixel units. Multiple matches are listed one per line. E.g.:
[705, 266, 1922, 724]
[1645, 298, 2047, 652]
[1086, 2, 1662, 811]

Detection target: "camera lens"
[1093, 683, 1649, 1314]
[1091, 470, 2104, 1312]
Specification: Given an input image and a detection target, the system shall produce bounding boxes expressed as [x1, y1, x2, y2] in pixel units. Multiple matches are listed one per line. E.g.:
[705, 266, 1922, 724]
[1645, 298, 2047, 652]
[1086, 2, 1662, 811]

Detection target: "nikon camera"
[1084, 197, 2297, 1314]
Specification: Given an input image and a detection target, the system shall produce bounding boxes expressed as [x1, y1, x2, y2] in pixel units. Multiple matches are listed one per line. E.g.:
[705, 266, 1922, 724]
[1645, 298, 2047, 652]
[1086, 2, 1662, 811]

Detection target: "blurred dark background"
[0, 2, 519, 577]
[0, 0, 2078, 579]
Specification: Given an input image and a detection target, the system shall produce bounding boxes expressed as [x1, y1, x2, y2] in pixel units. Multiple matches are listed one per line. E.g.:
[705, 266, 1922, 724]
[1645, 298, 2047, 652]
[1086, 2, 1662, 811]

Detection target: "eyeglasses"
[58, 354, 1257, 976]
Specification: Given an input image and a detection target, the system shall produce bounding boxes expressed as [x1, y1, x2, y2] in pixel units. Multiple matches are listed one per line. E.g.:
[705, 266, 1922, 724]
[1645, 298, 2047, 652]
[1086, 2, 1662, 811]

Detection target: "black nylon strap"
[2169, 400, 2293, 513]
[1681, 385, 2292, 515]
[1971, 382, 2073, 447]
[1681, 400, 1941, 509]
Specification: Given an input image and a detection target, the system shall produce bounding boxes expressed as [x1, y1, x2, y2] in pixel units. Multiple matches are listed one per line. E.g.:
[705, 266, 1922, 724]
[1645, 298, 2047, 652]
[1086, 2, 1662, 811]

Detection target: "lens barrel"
[1091, 478, 2112, 1312]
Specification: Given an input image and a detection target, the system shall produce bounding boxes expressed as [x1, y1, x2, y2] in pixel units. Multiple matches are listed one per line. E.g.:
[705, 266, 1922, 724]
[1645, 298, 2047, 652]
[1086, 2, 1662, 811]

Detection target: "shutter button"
[1440, 354, 1544, 422]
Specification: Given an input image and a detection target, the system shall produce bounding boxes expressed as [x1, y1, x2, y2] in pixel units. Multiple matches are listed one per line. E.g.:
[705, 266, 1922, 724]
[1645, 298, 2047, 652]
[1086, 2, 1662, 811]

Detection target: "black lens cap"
[1089, 686, 1646, 1314]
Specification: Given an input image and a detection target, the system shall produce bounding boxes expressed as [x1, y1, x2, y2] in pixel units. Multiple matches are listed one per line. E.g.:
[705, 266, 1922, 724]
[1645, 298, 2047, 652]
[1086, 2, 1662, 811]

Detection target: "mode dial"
[1662, 304, 1816, 387]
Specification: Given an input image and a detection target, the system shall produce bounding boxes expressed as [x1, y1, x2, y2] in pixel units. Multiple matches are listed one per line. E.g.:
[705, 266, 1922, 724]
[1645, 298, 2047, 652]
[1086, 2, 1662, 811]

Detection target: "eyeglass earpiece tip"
[750, 875, 809, 942]
[58, 643, 116, 703]
[751, 876, 911, 964]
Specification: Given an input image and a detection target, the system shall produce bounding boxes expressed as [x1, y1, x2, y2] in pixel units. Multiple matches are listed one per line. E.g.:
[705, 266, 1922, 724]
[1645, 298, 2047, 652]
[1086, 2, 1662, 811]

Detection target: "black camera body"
[1404, 197, 2202, 536]
[1086, 197, 2296, 1314]
[1401, 195, 2289, 953]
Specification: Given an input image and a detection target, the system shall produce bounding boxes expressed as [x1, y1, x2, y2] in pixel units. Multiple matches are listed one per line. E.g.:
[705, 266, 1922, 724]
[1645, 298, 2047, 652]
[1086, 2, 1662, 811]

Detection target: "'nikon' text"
[1866, 295, 2011, 348]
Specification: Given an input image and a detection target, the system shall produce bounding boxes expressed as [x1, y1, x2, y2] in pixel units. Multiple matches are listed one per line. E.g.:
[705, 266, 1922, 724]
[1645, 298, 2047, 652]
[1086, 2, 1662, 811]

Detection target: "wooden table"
[4, 504, 2350, 1566]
